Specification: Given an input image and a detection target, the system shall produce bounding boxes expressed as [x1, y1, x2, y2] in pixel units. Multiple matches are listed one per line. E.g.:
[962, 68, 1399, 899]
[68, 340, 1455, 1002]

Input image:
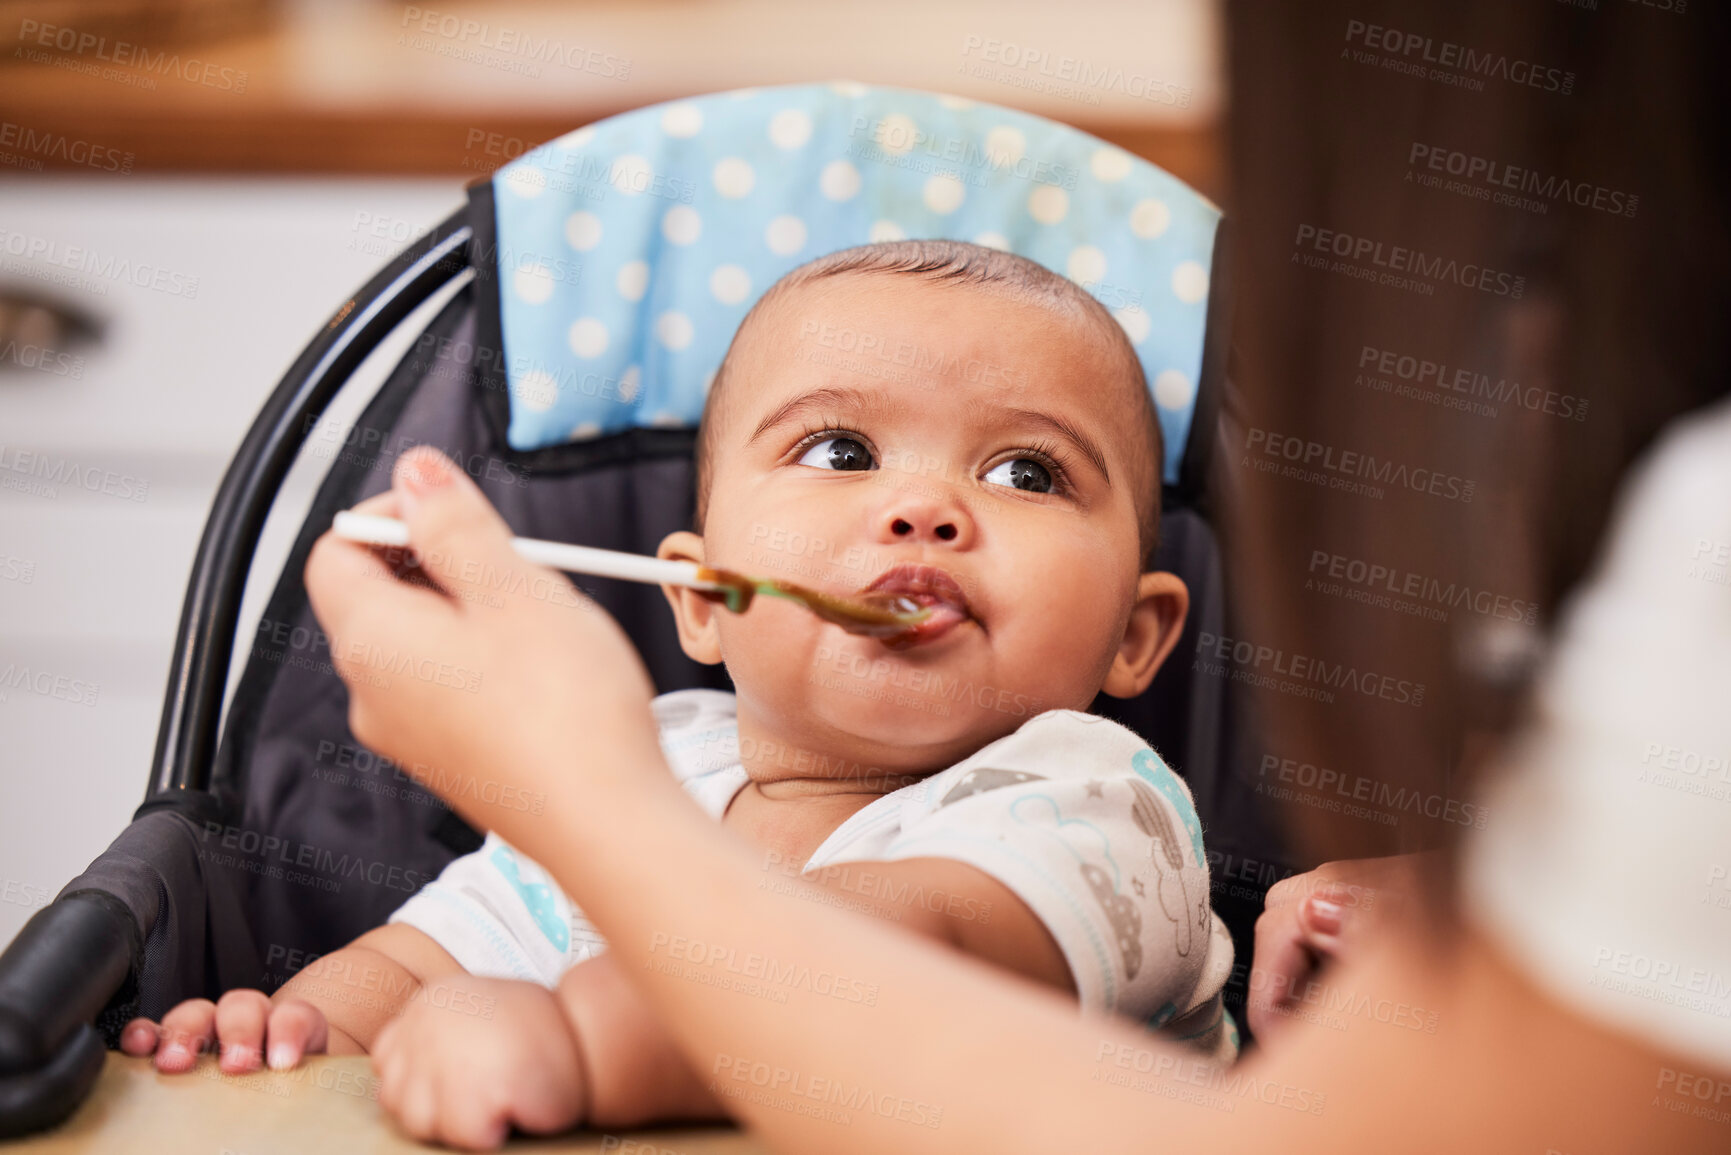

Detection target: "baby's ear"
[1101, 571, 1189, 699]
[656, 531, 724, 665]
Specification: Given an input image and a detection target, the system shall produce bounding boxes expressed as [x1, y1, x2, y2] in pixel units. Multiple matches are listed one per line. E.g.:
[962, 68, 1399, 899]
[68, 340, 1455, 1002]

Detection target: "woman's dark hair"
[1219, 0, 1731, 876]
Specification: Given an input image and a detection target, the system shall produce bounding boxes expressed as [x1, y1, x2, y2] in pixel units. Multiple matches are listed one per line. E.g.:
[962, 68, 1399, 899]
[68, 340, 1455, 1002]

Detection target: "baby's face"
[667, 274, 1171, 770]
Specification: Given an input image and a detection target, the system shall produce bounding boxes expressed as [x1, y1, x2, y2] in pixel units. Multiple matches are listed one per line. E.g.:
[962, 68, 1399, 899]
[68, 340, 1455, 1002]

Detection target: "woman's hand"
[302, 448, 663, 846]
[1247, 852, 1433, 1043]
[373, 975, 587, 1150]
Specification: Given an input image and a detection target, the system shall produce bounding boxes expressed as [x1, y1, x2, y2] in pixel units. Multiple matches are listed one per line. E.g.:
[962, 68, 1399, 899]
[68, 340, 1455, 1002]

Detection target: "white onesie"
[388, 689, 1239, 1062]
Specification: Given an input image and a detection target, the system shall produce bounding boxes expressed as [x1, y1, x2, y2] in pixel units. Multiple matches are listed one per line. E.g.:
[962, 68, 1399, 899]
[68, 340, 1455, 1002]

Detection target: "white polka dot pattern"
[492, 84, 1221, 487]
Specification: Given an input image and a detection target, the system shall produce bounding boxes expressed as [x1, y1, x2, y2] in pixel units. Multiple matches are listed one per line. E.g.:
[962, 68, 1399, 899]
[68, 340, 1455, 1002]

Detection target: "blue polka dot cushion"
[486, 80, 1221, 487]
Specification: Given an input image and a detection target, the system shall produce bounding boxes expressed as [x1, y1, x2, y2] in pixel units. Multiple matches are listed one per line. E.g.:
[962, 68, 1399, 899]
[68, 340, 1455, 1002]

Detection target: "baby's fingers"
[214, 990, 273, 1072]
[154, 999, 218, 1073]
[439, 1090, 511, 1151]
[118, 1017, 161, 1056]
[389, 1063, 442, 1146]
[263, 998, 329, 1070]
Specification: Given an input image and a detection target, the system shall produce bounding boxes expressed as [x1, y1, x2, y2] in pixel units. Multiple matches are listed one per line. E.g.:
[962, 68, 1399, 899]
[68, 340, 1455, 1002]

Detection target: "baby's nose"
[876, 493, 973, 547]
[893, 515, 957, 541]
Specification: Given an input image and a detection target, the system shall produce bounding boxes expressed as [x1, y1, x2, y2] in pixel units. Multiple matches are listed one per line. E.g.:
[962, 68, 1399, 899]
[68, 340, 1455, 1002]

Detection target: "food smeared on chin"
[694, 565, 932, 640]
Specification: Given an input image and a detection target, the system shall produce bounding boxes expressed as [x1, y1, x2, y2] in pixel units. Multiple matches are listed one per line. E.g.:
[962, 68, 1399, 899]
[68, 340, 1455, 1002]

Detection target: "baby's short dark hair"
[694, 240, 1164, 569]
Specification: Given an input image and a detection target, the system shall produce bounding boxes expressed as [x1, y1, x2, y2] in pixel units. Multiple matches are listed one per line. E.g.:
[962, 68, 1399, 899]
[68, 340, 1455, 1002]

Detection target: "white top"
[390, 690, 1238, 1061]
[1463, 397, 1731, 1071]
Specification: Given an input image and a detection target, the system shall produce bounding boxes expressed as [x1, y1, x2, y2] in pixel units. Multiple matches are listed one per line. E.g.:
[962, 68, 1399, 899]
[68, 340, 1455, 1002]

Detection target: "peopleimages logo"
[1342, 19, 1575, 94]
[1407, 143, 1638, 219]
[1257, 754, 1489, 829]
[1293, 224, 1525, 299]
[0, 121, 133, 172]
[16, 19, 250, 92]
[709, 1055, 943, 1129]
[957, 36, 1194, 109]
[0, 228, 200, 300]
[1588, 947, 1731, 1013]
[1194, 631, 1426, 708]
[0, 445, 149, 502]
[1243, 426, 1476, 504]
[1307, 548, 1540, 626]
[0, 663, 99, 707]
[848, 115, 1080, 189]
[1356, 345, 1588, 422]
[198, 823, 428, 894]
[398, 7, 632, 79]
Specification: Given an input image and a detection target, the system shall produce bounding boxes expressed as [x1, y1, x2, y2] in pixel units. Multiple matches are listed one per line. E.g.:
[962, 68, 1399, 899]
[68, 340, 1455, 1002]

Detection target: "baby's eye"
[796, 435, 875, 472]
[983, 457, 1055, 494]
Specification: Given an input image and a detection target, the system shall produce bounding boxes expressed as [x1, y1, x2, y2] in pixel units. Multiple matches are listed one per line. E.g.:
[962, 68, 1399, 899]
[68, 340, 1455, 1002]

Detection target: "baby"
[121, 239, 1236, 1146]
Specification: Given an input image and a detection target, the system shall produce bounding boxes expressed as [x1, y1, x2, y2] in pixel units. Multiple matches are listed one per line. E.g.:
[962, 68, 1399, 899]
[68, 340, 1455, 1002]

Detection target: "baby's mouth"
[861, 564, 974, 648]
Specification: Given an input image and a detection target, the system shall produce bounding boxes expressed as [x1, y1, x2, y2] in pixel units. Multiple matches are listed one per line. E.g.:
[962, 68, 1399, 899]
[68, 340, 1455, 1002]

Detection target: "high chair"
[0, 82, 1277, 1136]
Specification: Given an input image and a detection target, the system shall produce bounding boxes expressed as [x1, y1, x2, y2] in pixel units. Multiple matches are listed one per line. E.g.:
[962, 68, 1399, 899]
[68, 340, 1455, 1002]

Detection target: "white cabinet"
[0, 177, 465, 950]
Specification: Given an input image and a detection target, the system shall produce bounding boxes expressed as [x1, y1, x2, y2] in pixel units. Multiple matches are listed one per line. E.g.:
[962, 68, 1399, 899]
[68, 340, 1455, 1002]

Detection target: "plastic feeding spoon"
[330, 512, 933, 640]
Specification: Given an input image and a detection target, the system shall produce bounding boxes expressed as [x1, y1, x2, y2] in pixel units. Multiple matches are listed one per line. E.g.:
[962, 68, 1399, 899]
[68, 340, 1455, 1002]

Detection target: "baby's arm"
[561, 857, 1073, 1125]
[371, 858, 1072, 1147]
[832, 855, 1079, 993]
[119, 921, 463, 1072]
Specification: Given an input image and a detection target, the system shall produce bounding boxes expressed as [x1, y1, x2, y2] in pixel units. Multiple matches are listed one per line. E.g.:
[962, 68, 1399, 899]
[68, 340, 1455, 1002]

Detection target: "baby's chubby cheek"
[986, 597, 1121, 712]
[708, 594, 835, 692]
[995, 540, 1139, 701]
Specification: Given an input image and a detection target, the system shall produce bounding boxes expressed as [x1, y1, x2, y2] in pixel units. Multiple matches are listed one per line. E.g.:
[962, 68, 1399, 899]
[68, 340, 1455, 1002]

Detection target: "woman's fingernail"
[401, 451, 453, 494]
[1307, 897, 1344, 933]
[268, 1045, 295, 1070]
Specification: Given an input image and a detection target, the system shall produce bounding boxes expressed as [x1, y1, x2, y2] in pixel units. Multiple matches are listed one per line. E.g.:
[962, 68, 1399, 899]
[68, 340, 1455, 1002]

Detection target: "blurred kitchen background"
[0, 0, 1222, 949]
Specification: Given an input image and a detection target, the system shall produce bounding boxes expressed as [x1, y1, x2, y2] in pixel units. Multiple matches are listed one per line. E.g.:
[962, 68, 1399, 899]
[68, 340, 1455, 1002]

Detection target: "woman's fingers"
[1247, 902, 1314, 1040]
[346, 488, 402, 517]
[345, 485, 466, 591]
[154, 999, 218, 1072]
[213, 989, 272, 1073]
[306, 522, 444, 632]
[304, 528, 454, 743]
[264, 998, 330, 1069]
[303, 445, 661, 852]
[1251, 856, 1436, 1045]
[306, 458, 460, 639]
[389, 447, 536, 612]
[1298, 888, 1348, 953]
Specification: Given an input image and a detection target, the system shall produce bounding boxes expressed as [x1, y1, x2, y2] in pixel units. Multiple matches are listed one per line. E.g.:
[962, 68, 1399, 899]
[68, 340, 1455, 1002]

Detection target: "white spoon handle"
[331, 512, 725, 591]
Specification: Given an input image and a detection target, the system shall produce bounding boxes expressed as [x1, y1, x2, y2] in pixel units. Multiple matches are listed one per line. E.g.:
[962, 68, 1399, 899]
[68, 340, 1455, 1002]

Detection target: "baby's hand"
[118, 991, 328, 1073]
[373, 975, 586, 1151]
